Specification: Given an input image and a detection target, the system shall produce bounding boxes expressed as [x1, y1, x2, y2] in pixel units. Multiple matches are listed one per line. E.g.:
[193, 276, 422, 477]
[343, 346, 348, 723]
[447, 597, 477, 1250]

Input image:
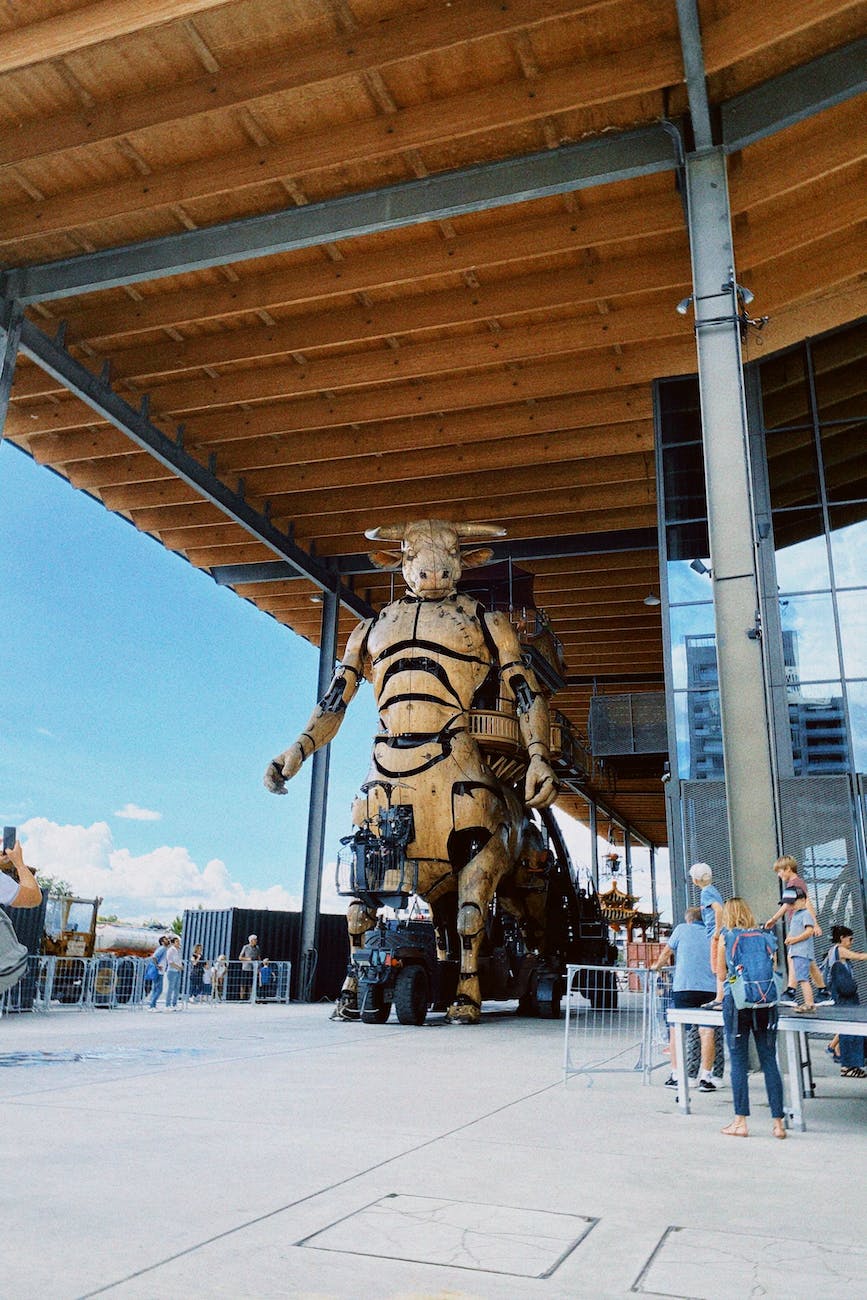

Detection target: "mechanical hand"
[524, 754, 558, 809]
[263, 744, 304, 794]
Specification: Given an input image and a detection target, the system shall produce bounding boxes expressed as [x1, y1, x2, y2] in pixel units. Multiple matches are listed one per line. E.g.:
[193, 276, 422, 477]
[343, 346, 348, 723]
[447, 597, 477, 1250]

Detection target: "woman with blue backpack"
[823, 926, 867, 1078]
[715, 897, 787, 1140]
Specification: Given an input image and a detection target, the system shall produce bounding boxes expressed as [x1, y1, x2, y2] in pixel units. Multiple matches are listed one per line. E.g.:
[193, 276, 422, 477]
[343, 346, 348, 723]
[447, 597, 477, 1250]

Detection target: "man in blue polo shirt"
[653, 906, 718, 1092]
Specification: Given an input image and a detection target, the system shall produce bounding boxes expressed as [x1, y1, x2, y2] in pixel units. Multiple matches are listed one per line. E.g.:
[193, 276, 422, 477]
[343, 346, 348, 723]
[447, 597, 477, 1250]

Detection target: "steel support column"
[588, 798, 599, 890]
[0, 300, 23, 438]
[624, 828, 633, 898]
[297, 589, 340, 1001]
[684, 147, 779, 918]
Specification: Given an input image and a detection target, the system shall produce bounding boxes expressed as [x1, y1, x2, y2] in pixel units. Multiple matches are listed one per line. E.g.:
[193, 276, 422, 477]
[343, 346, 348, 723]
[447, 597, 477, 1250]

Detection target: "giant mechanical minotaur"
[265, 519, 558, 1023]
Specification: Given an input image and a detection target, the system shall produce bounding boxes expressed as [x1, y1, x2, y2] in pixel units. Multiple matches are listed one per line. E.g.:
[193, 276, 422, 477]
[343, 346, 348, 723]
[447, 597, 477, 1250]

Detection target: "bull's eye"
[419, 570, 427, 579]
[441, 570, 448, 578]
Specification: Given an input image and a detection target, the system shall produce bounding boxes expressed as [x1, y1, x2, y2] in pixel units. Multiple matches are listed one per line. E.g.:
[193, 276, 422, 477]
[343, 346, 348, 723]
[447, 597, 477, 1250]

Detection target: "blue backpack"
[723, 928, 781, 1010]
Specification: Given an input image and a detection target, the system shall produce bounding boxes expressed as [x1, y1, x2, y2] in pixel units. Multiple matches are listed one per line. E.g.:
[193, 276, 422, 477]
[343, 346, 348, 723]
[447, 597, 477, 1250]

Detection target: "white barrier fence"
[564, 964, 673, 1085]
[1, 955, 292, 1015]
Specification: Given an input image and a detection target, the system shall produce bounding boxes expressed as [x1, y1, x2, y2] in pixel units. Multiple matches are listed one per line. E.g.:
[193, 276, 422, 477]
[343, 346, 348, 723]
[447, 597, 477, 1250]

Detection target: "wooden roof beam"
[0, 0, 240, 76]
[9, 339, 695, 438]
[0, 1, 618, 168]
[2, 126, 680, 303]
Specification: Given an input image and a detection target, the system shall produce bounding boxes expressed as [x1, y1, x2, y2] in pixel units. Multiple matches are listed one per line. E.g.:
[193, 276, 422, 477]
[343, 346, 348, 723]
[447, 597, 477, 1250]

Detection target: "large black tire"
[360, 986, 391, 1024]
[534, 972, 562, 1019]
[394, 965, 429, 1026]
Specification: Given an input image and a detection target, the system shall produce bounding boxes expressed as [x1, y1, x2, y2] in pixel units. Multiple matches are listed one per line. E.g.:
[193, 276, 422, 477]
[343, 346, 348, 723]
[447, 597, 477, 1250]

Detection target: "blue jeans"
[166, 969, 181, 1008]
[722, 995, 784, 1119]
[148, 972, 164, 1008]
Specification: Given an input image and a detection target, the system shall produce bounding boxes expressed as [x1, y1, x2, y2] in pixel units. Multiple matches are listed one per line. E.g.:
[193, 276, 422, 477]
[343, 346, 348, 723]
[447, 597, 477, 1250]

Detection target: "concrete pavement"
[2, 1001, 866, 1298]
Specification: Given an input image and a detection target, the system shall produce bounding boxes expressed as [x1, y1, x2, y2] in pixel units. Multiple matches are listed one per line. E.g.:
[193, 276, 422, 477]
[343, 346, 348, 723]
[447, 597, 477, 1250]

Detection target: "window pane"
[662, 441, 707, 521]
[788, 682, 848, 775]
[838, 590, 867, 678]
[773, 513, 829, 592]
[674, 688, 723, 780]
[846, 680, 867, 771]
[667, 559, 714, 603]
[829, 510, 867, 585]
[658, 376, 701, 445]
[759, 346, 811, 431]
[670, 606, 716, 690]
[766, 426, 820, 509]
[780, 593, 839, 682]
[666, 520, 709, 562]
[813, 320, 867, 422]
[820, 419, 867, 503]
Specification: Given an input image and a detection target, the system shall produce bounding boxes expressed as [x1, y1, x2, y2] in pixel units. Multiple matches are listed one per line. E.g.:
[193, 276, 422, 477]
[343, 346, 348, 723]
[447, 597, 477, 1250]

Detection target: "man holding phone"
[1, 830, 43, 909]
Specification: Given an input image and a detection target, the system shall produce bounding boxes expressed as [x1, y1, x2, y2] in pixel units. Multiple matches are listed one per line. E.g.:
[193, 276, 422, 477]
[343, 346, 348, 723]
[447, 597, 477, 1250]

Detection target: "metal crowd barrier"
[1, 955, 292, 1015]
[564, 964, 671, 1085]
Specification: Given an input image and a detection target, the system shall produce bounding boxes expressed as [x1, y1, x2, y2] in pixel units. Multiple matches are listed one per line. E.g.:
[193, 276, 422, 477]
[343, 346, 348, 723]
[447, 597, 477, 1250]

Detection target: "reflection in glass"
[667, 560, 714, 604]
[837, 590, 867, 678]
[846, 681, 867, 771]
[686, 687, 722, 780]
[669, 607, 716, 690]
[829, 512, 867, 586]
[765, 425, 820, 510]
[779, 594, 839, 681]
[773, 514, 829, 592]
[787, 680, 848, 775]
[821, 419, 867, 503]
[759, 346, 810, 431]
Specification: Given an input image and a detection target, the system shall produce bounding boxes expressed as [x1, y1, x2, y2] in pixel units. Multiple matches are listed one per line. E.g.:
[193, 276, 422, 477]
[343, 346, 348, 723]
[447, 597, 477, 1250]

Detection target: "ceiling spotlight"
[309, 593, 323, 604]
[644, 593, 661, 607]
[689, 558, 712, 577]
[676, 295, 694, 316]
[738, 284, 755, 306]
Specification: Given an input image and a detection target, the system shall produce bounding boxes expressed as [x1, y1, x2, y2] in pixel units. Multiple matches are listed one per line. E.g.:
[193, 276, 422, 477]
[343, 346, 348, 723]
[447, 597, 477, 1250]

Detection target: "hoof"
[446, 997, 481, 1025]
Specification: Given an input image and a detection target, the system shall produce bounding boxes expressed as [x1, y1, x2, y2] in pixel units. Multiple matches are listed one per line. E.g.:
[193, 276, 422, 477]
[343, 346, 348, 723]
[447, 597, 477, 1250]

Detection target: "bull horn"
[364, 525, 406, 542]
[454, 523, 507, 539]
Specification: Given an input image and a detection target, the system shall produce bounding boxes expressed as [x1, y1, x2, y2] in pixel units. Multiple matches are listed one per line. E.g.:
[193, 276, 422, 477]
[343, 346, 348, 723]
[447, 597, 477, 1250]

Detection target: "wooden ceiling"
[2, 0, 866, 849]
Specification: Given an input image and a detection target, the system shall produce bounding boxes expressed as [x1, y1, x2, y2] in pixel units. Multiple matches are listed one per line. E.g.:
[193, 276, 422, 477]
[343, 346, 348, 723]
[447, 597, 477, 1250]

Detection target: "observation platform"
[2, 1002, 866, 1298]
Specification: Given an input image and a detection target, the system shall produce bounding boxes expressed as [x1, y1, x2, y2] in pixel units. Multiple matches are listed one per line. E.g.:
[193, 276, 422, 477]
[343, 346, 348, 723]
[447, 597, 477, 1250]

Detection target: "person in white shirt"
[0, 840, 42, 909]
[165, 935, 184, 1009]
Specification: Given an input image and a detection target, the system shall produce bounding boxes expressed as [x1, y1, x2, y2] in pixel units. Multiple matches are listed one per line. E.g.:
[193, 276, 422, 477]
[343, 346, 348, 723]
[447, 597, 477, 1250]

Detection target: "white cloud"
[19, 818, 348, 924]
[114, 802, 162, 821]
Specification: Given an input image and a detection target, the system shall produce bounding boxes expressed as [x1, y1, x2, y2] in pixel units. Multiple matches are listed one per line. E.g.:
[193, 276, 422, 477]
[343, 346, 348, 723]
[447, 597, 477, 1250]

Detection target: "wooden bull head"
[365, 518, 505, 599]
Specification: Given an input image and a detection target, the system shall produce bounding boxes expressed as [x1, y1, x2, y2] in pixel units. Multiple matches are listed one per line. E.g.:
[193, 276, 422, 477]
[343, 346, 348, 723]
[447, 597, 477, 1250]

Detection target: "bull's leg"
[447, 828, 512, 1025]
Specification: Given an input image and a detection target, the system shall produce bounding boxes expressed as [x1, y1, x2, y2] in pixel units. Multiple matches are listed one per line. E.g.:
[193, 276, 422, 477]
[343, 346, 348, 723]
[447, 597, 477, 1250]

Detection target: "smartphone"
[2, 826, 16, 852]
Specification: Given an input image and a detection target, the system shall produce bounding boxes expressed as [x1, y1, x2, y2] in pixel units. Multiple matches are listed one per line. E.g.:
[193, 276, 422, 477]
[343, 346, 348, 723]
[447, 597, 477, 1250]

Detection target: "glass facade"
[657, 318, 867, 782]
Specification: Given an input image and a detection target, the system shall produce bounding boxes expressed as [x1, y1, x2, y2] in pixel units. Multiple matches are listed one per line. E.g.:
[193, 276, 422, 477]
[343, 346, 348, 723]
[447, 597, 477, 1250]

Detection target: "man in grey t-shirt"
[238, 933, 259, 1000]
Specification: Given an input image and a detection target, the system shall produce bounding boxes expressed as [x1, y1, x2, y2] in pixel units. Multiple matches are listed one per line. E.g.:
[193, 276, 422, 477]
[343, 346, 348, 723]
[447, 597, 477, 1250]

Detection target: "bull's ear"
[368, 549, 402, 569]
[460, 547, 494, 569]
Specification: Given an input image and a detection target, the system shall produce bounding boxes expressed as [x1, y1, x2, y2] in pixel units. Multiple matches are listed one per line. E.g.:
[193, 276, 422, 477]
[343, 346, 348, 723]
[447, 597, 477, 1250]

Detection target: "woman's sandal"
[840, 1066, 867, 1078]
[772, 1121, 787, 1140]
[721, 1120, 749, 1137]
[825, 1044, 840, 1061]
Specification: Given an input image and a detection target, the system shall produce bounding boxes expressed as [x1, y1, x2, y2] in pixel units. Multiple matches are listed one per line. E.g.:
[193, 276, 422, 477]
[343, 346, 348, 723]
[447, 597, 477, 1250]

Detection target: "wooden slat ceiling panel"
[2, 0, 865, 848]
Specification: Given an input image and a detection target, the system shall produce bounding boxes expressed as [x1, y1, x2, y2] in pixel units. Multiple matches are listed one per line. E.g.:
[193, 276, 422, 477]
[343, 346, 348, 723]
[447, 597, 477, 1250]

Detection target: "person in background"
[652, 906, 718, 1093]
[189, 943, 206, 1002]
[716, 897, 786, 1140]
[211, 954, 228, 1001]
[764, 855, 832, 1005]
[0, 840, 42, 909]
[783, 889, 817, 1015]
[238, 933, 259, 1000]
[689, 862, 725, 1008]
[165, 935, 183, 1009]
[258, 956, 274, 1001]
[201, 955, 213, 1001]
[824, 925, 867, 1079]
[147, 935, 170, 1010]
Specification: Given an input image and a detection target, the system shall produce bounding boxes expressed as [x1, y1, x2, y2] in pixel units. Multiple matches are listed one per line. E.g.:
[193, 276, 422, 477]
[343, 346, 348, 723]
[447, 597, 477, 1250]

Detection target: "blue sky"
[2, 439, 665, 923]
[1, 439, 381, 919]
